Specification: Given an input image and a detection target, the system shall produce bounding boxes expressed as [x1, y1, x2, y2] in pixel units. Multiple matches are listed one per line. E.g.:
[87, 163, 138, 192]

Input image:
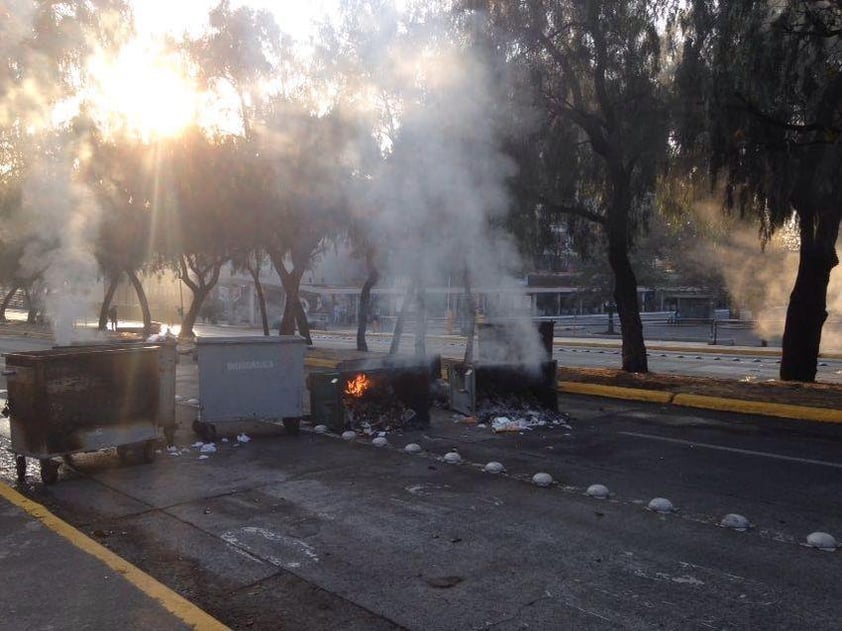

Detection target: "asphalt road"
[2, 331, 842, 629]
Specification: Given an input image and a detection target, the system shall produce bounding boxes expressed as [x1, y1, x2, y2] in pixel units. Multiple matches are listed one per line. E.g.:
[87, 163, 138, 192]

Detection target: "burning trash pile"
[308, 362, 433, 436]
[342, 372, 421, 435]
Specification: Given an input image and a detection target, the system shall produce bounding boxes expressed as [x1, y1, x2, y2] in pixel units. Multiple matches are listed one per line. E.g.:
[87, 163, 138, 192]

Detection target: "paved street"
[1, 329, 842, 630]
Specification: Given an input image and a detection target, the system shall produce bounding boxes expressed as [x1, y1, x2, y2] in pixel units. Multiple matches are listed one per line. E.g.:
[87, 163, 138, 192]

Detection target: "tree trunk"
[24, 289, 37, 323]
[0, 284, 20, 322]
[462, 268, 476, 364]
[98, 275, 120, 331]
[271, 252, 312, 344]
[414, 285, 427, 358]
[607, 174, 648, 373]
[293, 297, 312, 346]
[356, 251, 379, 352]
[178, 256, 223, 339]
[389, 281, 416, 355]
[780, 212, 840, 382]
[247, 261, 270, 336]
[126, 269, 153, 336]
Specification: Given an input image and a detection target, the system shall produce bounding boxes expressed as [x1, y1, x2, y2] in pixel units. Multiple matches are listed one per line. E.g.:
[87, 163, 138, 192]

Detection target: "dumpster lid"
[195, 335, 306, 345]
[3, 345, 162, 365]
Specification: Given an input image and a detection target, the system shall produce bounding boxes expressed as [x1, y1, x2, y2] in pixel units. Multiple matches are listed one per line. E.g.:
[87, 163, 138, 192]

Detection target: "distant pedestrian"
[108, 305, 118, 331]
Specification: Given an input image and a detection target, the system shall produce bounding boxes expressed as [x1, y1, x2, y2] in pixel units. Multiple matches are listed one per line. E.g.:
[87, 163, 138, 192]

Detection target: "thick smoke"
[2, 4, 105, 344]
[351, 17, 547, 365]
[18, 143, 103, 345]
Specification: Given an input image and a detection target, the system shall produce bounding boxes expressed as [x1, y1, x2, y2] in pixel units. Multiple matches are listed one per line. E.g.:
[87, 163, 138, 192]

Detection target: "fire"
[344, 373, 372, 398]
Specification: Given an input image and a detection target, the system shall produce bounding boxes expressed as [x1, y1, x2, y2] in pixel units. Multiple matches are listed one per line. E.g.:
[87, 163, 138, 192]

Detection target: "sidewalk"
[0, 483, 227, 630]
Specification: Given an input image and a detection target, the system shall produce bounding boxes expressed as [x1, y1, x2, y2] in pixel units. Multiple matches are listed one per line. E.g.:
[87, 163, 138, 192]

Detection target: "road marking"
[0, 482, 230, 630]
[619, 431, 842, 470]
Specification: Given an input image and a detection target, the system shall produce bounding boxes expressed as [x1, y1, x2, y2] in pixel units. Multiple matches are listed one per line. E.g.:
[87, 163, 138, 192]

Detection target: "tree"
[158, 128, 239, 339]
[675, 1, 842, 381]
[468, 0, 671, 372]
[255, 100, 358, 345]
[83, 128, 156, 334]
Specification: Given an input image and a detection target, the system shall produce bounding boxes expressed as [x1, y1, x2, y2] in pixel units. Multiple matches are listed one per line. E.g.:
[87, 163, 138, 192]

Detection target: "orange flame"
[344, 373, 372, 398]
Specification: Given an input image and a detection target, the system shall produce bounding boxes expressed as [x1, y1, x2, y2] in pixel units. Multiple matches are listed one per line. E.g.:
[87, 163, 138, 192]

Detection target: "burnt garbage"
[449, 319, 572, 432]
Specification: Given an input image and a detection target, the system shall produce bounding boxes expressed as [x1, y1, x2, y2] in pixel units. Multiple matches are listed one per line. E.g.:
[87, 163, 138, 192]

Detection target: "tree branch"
[536, 193, 606, 225]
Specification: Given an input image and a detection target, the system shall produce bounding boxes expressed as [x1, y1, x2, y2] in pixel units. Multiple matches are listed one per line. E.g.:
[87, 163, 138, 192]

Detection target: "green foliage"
[675, 0, 842, 238]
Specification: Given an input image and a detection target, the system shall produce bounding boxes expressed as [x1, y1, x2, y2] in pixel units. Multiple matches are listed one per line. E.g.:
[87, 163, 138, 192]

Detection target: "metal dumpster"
[3, 344, 174, 484]
[195, 336, 306, 439]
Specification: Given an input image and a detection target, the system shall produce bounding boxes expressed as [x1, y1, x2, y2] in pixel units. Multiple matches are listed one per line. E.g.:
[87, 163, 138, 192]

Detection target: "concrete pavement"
[0, 482, 227, 630]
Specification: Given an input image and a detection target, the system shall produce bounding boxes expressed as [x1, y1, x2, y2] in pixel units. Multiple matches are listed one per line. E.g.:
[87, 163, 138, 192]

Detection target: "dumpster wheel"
[39, 459, 59, 485]
[15, 455, 26, 480]
[283, 417, 301, 436]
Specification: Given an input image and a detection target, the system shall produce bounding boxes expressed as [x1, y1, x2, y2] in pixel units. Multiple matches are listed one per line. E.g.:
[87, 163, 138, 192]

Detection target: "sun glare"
[87, 41, 197, 141]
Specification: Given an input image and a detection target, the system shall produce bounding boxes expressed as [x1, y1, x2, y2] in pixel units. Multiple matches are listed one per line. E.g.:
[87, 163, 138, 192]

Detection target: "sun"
[87, 40, 198, 141]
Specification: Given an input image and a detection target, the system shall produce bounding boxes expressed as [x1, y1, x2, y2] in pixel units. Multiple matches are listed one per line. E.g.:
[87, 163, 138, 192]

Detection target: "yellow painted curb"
[671, 393, 842, 423]
[558, 381, 674, 404]
[0, 483, 229, 631]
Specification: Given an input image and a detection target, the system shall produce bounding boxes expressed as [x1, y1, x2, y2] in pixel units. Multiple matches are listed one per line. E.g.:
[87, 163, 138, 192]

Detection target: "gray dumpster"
[195, 336, 306, 438]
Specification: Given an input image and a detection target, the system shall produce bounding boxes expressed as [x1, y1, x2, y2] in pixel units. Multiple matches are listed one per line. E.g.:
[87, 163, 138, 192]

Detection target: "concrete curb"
[557, 381, 842, 424]
[0, 482, 229, 630]
[670, 393, 842, 424]
[557, 382, 674, 404]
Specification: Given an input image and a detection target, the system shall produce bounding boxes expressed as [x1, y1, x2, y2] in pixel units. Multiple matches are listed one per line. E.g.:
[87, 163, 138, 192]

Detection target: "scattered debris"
[200, 443, 217, 454]
[313, 425, 328, 434]
[424, 575, 463, 589]
[476, 395, 572, 434]
[237, 433, 251, 443]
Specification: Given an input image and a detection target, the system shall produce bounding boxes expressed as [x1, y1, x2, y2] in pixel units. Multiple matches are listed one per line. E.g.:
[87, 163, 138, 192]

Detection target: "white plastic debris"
[236, 433, 251, 443]
[198, 455, 209, 460]
[192, 441, 204, 448]
[532, 472, 553, 487]
[200, 443, 217, 454]
[166, 446, 179, 454]
[313, 425, 328, 434]
[221, 438, 229, 443]
[806, 532, 838, 551]
[187, 398, 200, 406]
[720, 513, 751, 532]
[492, 417, 526, 433]
[372, 437, 388, 447]
[484, 461, 505, 474]
[444, 451, 462, 464]
[647, 497, 675, 514]
[586, 484, 610, 499]
[174, 395, 184, 402]
[341, 431, 357, 441]
[404, 443, 422, 454]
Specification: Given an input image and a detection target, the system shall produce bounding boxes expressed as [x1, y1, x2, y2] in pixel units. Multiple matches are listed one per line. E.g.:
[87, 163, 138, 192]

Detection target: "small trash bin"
[195, 336, 306, 438]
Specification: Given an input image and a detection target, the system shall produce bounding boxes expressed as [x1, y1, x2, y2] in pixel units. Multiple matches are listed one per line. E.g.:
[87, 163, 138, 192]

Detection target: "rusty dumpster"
[3, 344, 174, 484]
